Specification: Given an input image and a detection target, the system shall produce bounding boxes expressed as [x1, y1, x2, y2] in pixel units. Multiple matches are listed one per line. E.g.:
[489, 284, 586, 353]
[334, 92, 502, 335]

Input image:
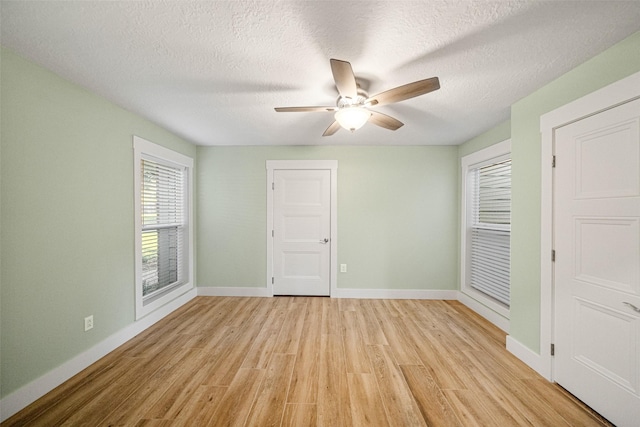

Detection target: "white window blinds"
[470, 159, 511, 306]
[140, 158, 185, 298]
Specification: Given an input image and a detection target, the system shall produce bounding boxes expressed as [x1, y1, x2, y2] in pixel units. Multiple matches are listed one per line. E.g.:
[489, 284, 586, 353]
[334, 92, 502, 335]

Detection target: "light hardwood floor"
[3, 297, 612, 426]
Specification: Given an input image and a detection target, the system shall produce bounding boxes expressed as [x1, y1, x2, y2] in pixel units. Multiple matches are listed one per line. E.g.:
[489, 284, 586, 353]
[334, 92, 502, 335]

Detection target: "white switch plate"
[340, 264, 347, 273]
[84, 315, 94, 331]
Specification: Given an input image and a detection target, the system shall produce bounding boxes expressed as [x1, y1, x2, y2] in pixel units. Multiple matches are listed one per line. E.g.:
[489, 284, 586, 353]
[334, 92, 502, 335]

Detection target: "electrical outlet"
[340, 264, 347, 273]
[84, 315, 94, 332]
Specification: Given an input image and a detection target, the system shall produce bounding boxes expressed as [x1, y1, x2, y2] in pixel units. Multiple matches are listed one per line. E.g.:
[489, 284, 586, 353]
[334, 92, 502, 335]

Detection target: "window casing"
[461, 140, 511, 318]
[134, 136, 193, 320]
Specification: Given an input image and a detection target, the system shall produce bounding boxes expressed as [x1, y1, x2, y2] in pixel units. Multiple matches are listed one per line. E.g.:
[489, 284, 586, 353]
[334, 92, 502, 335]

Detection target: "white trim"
[333, 288, 458, 300]
[506, 335, 548, 379]
[197, 286, 457, 300]
[266, 160, 338, 297]
[457, 291, 510, 332]
[539, 70, 640, 382]
[133, 136, 194, 320]
[0, 289, 197, 422]
[197, 286, 272, 297]
[460, 139, 512, 320]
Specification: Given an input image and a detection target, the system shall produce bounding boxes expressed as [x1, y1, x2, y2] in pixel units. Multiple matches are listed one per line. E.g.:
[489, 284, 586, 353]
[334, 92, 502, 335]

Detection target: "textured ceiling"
[2, 1, 640, 146]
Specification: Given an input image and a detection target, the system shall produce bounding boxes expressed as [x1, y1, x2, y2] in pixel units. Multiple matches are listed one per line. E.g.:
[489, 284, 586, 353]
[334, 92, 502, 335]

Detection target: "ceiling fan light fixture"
[334, 107, 371, 132]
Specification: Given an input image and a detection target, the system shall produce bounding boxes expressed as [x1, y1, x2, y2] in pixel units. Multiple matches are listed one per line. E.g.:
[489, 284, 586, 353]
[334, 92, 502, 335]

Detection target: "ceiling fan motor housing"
[337, 92, 368, 108]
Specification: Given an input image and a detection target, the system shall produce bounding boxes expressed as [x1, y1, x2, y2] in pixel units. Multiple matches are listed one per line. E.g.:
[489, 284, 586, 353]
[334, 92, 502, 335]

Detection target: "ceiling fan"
[275, 59, 440, 136]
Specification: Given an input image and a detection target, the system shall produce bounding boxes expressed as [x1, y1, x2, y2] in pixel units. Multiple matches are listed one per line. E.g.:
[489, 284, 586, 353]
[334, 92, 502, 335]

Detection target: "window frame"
[134, 136, 194, 320]
[460, 139, 511, 319]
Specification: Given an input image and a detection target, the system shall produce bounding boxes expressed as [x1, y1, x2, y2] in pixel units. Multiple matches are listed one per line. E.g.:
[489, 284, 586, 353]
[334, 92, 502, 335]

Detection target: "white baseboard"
[332, 288, 458, 299]
[457, 291, 510, 332]
[197, 286, 457, 300]
[197, 286, 272, 297]
[506, 335, 551, 380]
[0, 288, 197, 422]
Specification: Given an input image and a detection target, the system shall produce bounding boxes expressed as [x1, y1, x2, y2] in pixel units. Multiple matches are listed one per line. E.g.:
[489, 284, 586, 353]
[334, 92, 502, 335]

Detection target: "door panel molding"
[266, 160, 338, 297]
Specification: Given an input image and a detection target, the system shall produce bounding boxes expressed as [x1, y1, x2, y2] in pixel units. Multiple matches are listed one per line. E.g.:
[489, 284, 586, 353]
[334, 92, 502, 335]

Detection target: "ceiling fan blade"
[330, 59, 358, 99]
[275, 106, 336, 112]
[322, 121, 341, 137]
[369, 111, 404, 131]
[366, 77, 440, 107]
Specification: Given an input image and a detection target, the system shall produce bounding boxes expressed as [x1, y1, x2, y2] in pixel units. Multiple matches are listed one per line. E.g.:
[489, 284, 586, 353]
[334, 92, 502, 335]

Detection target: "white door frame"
[539, 71, 640, 380]
[266, 160, 338, 297]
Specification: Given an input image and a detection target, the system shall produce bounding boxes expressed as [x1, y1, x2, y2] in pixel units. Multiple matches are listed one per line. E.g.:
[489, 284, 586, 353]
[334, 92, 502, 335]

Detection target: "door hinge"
[551, 343, 555, 356]
[272, 182, 274, 190]
[272, 277, 274, 284]
[552, 250, 556, 262]
[272, 229, 274, 237]
[552, 155, 556, 168]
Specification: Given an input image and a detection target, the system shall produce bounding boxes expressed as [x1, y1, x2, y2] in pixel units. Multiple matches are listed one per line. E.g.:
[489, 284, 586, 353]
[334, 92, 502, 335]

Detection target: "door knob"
[320, 238, 329, 244]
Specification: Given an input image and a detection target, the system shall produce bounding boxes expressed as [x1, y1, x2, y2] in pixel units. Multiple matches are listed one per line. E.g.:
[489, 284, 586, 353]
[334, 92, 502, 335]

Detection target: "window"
[461, 140, 511, 317]
[134, 136, 193, 319]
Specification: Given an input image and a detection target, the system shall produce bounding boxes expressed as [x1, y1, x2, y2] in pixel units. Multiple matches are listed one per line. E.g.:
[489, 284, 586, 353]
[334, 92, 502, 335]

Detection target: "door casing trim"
[266, 160, 338, 297]
[539, 70, 640, 381]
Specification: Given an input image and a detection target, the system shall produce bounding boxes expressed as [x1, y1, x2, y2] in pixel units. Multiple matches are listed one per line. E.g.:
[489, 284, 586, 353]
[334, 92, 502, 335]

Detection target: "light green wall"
[197, 145, 459, 290]
[458, 120, 511, 158]
[0, 48, 196, 397]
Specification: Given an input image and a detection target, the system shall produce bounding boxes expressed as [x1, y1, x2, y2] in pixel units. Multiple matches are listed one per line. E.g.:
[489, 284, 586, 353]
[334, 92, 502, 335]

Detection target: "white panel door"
[273, 169, 331, 296]
[554, 98, 640, 427]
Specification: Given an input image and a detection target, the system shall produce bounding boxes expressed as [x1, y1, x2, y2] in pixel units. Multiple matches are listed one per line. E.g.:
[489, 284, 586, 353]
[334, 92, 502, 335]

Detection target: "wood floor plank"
[443, 389, 518, 427]
[241, 304, 287, 369]
[134, 419, 174, 427]
[244, 353, 296, 427]
[342, 310, 371, 374]
[367, 345, 427, 427]
[143, 351, 215, 420]
[370, 301, 422, 365]
[201, 317, 266, 387]
[400, 364, 462, 427]
[223, 297, 262, 327]
[356, 300, 389, 345]
[421, 328, 492, 392]
[206, 368, 265, 427]
[317, 333, 352, 427]
[282, 403, 317, 426]
[399, 316, 469, 390]
[171, 301, 220, 335]
[321, 298, 341, 335]
[171, 385, 228, 427]
[184, 323, 231, 350]
[338, 298, 357, 312]
[272, 302, 307, 354]
[346, 373, 390, 426]
[287, 297, 321, 403]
